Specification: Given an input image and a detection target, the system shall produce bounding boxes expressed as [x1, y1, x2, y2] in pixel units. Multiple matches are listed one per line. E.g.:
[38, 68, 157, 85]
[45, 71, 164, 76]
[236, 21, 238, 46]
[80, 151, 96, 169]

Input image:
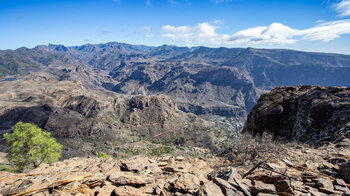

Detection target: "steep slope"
[0, 47, 81, 76]
[170, 47, 350, 88]
[111, 64, 258, 118]
[45, 42, 154, 70]
[0, 76, 224, 158]
[243, 85, 350, 146]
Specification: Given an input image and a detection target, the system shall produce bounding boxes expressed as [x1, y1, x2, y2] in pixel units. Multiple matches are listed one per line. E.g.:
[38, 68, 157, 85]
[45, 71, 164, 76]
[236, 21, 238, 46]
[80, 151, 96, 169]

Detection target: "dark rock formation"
[340, 161, 350, 183]
[243, 85, 350, 145]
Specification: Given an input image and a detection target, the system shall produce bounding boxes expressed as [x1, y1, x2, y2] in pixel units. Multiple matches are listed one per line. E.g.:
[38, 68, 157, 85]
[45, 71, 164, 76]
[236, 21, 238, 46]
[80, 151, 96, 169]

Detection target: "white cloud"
[301, 20, 350, 41]
[161, 19, 350, 45]
[334, 0, 350, 17]
[162, 22, 222, 44]
[229, 23, 299, 44]
[139, 26, 153, 38]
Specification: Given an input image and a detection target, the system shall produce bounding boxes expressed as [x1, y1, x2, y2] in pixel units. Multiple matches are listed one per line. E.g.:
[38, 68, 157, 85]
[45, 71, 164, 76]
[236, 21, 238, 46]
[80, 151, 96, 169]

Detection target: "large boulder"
[173, 173, 201, 194]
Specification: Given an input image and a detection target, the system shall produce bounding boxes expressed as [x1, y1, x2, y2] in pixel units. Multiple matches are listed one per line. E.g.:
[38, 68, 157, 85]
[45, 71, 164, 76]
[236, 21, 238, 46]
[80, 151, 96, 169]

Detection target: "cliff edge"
[243, 85, 350, 146]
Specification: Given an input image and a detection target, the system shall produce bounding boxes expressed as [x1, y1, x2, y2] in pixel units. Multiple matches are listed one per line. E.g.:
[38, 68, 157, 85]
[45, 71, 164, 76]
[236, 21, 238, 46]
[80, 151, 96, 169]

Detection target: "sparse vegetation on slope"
[223, 132, 287, 166]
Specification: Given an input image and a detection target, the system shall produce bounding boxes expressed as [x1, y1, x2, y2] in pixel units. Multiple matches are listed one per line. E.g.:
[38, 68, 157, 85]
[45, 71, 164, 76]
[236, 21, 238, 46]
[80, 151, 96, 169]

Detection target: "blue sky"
[1, 0, 350, 54]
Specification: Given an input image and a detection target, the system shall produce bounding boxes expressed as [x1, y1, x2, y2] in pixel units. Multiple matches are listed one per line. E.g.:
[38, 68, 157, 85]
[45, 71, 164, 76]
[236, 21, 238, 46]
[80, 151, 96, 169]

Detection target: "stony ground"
[1, 139, 350, 196]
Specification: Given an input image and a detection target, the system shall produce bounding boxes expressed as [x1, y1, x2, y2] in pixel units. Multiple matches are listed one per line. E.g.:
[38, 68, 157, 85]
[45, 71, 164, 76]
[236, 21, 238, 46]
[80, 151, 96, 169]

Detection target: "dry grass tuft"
[223, 132, 288, 166]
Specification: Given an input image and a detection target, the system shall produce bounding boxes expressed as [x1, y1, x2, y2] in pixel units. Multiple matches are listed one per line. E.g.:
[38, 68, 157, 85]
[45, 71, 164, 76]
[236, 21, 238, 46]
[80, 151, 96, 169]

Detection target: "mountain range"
[1, 42, 350, 119]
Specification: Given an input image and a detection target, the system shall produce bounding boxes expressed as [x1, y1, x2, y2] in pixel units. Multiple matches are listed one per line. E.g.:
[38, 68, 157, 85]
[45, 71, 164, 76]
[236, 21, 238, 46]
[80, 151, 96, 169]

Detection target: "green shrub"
[98, 152, 109, 158]
[0, 163, 15, 173]
[174, 136, 190, 145]
[4, 122, 62, 171]
[150, 146, 173, 156]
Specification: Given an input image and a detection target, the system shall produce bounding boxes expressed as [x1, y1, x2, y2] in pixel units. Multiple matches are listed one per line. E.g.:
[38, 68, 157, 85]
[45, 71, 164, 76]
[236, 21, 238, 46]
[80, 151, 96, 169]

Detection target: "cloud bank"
[161, 20, 350, 45]
[161, 0, 350, 46]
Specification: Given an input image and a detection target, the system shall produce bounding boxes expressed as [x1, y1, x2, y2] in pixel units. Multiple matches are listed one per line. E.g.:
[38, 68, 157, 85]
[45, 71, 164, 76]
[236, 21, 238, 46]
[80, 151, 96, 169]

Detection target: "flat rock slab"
[110, 173, 153, 186]
[173, 173, 201, 194]
[274, 180, 293, 194]
[213, 177, 240, 196]
[250, 180, 276, 194]
[114, 186, 142, 196]
[247, 175, 284, 183]
[198, 181, 225, 196]
[95, 185, 117, 196]
[121, 157, 150, 172]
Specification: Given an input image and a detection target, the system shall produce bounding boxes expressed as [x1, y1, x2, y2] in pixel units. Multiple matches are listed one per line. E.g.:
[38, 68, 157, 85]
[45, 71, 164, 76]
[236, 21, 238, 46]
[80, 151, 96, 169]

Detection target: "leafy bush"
[149, 146, 174, 156]
[98, 152, 109, 158]
[174, 136, 190, 145]
[0, 163, 15, 173]
[4, 122, 62, 171]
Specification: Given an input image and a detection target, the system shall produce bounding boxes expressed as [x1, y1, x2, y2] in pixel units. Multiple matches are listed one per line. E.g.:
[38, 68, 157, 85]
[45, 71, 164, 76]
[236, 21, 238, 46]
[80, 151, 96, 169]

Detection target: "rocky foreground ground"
[1, 138, 350, 196]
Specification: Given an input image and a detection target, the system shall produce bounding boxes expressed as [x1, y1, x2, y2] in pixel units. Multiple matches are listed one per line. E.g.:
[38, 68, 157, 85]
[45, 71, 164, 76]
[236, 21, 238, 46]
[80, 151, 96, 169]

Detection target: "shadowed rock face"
[0, 94, 189, 138]
[243, 85, 350, 145]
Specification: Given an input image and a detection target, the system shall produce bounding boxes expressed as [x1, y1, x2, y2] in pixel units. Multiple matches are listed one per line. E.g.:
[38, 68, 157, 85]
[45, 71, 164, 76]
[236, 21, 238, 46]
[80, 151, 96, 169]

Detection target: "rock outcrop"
[243, 85, 350, 145]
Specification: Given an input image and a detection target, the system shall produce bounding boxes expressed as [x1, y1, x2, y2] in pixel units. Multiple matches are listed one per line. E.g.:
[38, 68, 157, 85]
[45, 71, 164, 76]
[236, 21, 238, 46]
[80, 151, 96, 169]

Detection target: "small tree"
[98, 152, 109, 159]
[4, 122, 62, 171]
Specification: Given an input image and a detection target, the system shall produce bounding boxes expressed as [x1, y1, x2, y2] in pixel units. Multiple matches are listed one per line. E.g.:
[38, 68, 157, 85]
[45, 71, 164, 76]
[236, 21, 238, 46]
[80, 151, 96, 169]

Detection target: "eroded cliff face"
[110, 65, 259, 119]
[243, 85, 350, 145]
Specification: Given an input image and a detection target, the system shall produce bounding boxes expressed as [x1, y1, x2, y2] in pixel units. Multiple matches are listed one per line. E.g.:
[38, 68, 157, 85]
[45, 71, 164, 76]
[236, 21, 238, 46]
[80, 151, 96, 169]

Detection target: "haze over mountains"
[1, 42, 350, 119]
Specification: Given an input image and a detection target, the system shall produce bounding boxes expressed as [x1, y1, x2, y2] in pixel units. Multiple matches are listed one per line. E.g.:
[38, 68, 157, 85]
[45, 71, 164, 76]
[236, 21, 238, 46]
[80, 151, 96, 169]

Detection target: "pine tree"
[4, 122, 62, 171]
